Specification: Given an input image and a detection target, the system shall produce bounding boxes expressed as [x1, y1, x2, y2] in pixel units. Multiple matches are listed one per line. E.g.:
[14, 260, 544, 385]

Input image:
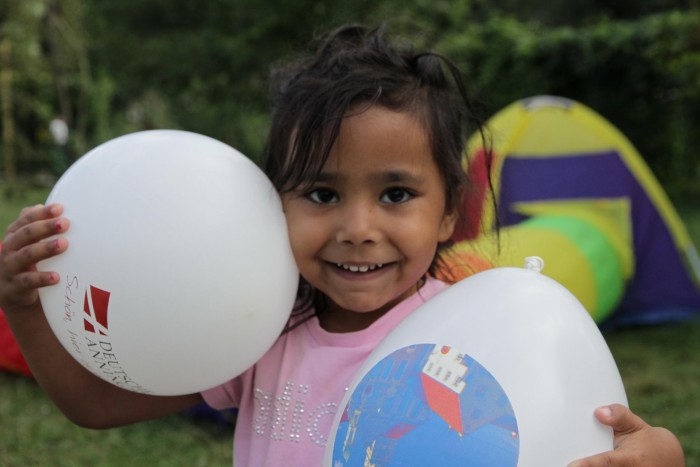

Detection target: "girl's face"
[282, 106, 456, 333]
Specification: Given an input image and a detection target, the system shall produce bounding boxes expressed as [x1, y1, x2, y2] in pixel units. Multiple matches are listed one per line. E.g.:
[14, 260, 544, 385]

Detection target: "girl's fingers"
[3, 237, 68, 276]
[0, 204, 66, 309]
[5, 204, 44, 233]
[5, 204, 63, 236]
[3, 209, 68, 253]
[0, 267, 59, 309]
[9, 270, 60, 292]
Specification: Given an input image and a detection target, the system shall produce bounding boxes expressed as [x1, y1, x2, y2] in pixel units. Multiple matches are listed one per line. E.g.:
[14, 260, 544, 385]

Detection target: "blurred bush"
[1, 1, 699, 197]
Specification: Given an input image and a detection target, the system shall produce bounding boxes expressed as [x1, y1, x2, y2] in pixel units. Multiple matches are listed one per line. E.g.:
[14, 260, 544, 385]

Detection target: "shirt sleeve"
[200, 373, 244, 410]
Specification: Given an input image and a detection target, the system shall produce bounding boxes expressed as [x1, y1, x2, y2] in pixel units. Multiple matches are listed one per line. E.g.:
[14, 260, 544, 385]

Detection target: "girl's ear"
[438, 207, 459, 242]
[438, 188, 464, 242]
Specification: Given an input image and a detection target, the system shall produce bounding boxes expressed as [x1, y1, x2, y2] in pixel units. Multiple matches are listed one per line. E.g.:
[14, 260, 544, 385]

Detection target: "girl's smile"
[282, 105, 457, 333]
[333, 262, 384, 273]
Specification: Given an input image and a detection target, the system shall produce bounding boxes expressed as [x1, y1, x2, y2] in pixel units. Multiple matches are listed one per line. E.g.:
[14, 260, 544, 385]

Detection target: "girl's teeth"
[336, 263, 384, 272]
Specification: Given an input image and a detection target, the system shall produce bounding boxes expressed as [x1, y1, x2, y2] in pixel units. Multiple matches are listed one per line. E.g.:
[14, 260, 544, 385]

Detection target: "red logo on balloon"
[83, 286, 111, 336]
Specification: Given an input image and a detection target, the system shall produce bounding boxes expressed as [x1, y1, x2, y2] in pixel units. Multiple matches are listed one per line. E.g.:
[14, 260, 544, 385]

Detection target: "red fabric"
[0, 308, 31, 376]
[0, 242, 32, 376]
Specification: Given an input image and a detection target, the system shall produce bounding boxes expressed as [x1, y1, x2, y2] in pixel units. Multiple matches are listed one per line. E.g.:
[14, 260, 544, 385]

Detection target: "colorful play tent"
[448, 95, 700, 327]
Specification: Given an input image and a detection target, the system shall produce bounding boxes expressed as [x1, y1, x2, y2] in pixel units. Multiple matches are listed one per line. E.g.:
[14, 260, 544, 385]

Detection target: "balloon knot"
[524, 256, 544, 273]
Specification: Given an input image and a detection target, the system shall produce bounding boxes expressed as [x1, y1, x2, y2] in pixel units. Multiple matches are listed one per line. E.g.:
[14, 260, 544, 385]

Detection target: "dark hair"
[262, 23, 488, 327]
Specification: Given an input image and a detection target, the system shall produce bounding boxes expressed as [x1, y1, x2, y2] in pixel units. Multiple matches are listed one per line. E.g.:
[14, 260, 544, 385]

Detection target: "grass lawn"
[0, 372, 233, 466]
[1, 183, 699, 465]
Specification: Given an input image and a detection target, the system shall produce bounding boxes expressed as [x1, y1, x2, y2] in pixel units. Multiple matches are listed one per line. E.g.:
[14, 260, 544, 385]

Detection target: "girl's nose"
[335, 201, 381, 245]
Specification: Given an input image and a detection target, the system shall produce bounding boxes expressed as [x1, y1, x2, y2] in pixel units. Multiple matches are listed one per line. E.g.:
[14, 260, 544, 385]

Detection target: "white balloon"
[38, 130, 298, 396]
[326, 264, 627, 466]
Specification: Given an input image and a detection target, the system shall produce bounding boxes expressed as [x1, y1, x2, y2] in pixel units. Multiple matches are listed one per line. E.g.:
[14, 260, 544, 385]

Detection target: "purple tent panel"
[499, 150, 700, 327]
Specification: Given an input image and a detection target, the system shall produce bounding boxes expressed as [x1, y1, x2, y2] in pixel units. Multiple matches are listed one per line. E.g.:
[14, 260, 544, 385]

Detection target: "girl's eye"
[381, 188, 413, 204]
[307, 188, 339, 204]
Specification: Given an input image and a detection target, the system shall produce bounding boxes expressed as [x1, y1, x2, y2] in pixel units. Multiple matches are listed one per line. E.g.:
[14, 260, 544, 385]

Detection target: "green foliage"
[2, 1, 700, 196]
[437, 9, 700, 194]
[80, 0, 380, 161]
[470, 0, 690, 25]
[0, 1, 53, 173]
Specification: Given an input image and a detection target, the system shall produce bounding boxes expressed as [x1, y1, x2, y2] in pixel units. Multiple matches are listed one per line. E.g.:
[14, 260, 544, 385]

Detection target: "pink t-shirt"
[201, 278, 448, 466]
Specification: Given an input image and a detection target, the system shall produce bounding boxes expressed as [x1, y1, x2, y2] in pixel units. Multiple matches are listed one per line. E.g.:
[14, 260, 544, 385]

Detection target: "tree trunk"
[0, 35, 16, 184]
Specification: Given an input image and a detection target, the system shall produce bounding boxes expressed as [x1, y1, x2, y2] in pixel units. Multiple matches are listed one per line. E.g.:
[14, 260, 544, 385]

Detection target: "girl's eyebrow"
[378, 169, 426, 184]
[310, 172, 336, 183]
[310, 169, 426, 184]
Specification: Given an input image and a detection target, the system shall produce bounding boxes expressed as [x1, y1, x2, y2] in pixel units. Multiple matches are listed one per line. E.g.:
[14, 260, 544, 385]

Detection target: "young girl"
[0, 24, 684, 466]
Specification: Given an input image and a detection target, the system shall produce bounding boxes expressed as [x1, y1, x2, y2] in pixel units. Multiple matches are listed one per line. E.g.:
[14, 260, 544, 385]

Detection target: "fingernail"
[599, 406, 612, 418]
[53, 239, 61, 250]
[54, 219, 63, 231]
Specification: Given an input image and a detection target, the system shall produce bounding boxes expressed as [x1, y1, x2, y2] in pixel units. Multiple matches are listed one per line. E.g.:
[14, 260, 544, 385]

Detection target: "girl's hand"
[568, 404, 685, 466]
[0, 204, 69, 310]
